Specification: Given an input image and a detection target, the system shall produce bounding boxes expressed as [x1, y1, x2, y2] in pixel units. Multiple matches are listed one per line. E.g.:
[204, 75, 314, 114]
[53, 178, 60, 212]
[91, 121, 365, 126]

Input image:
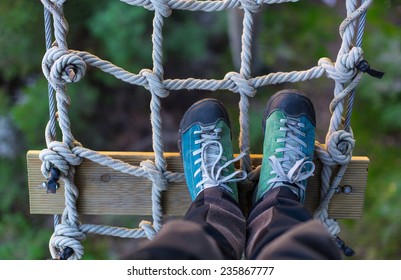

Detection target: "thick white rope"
[39, 0, 373, 259]
[313, 0, 372, 241]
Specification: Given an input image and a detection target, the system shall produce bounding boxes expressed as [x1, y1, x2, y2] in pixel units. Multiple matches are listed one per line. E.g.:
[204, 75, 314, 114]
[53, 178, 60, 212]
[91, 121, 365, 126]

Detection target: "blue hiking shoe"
[179, 98, 247, 202]
[254, 90, 316, 203]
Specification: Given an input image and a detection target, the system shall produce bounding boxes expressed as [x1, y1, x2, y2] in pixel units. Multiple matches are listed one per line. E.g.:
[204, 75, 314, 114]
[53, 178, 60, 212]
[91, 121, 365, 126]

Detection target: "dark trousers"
[130, 187, 341, 260]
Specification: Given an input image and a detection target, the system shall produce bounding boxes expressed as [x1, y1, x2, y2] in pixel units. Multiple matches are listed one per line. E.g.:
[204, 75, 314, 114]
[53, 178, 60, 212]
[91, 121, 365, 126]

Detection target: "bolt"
[342, 185, 353, 194]
[101, 174, 111, 183]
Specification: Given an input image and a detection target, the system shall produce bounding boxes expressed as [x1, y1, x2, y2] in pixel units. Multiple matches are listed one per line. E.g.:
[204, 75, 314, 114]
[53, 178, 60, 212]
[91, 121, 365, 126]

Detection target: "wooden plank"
[26, 150, 369, 219]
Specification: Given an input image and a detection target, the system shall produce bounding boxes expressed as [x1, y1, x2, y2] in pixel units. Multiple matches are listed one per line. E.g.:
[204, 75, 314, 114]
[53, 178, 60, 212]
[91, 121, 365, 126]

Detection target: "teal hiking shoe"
[179, 98, 247, 201]
[255, 90, 316, 203]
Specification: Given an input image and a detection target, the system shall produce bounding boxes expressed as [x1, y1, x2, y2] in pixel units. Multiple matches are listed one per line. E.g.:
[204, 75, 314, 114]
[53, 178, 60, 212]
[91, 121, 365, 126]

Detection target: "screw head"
[342, 185, 353, 194]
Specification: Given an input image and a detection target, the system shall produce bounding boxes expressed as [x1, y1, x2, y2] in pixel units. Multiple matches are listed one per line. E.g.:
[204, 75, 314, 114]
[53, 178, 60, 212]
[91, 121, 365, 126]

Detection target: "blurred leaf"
[0, 212, 51, 259]
[0, 88, 9, 114]
[87, 2, 153, 74]
[0, 0, 43, 80]
[164, 11, 209, 63]
[11, 78, 99, 149]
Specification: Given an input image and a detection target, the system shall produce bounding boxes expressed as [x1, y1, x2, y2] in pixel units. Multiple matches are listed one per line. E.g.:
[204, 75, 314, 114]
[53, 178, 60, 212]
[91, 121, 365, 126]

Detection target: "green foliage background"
[0, 0, 400, 259]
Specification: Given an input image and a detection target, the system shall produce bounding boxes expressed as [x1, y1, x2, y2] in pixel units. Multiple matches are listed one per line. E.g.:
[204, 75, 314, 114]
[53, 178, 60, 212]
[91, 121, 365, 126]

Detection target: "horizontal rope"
[44, 48, 328, 92]
[120, 0, 297, 13]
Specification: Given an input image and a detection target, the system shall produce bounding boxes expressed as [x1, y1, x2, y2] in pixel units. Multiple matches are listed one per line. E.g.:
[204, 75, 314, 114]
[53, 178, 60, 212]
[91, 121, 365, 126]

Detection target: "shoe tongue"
[280, 118, 304, 167]
[202, 141, 222, 182]
[281, 141, 300, 167]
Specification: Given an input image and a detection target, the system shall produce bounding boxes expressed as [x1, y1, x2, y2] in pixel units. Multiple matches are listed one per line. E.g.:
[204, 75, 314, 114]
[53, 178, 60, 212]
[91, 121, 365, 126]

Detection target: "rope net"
[39, 0, 375, 259]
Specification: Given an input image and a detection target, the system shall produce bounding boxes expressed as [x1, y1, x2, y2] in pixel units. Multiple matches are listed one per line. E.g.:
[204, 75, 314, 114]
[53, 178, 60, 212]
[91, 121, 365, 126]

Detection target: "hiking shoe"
[179, 98, 247, 201]
[254, 89, 316, 203]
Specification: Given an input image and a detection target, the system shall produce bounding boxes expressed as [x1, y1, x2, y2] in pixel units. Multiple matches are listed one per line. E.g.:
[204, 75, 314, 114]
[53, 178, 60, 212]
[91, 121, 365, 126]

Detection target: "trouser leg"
[245, 187, 341, 260]
[130, 188, 246, 259]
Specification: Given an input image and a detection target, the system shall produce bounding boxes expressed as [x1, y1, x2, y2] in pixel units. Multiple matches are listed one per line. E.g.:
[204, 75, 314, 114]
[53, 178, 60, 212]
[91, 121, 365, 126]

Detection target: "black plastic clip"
[356, 59, 385, 79]
[44, 167, 60, 194]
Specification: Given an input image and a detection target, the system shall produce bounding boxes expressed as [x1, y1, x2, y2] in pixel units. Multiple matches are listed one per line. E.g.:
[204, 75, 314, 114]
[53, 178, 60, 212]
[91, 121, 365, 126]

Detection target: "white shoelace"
[192, 124, 247, 195]
[267, 118, 315, 195]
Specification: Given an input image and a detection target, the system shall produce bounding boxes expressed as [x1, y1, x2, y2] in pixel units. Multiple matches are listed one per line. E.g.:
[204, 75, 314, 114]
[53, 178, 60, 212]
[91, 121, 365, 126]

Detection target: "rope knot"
[50, 223, 86, 260]
[139, 220, 157, 239]
[239, 0, 262, 13]
[43, 46, 86, 85]
[140, 69, 169, 98]
[50, 0, 67, 4]
[336, 47, 364, 83]
[327, 130, 355, 165]
[318, 57, 337, 80]
[140, 160, 168, 191]
[39, 141, 83, 177]
[150, 0, 172, 17]
[225, 72, 256, 97]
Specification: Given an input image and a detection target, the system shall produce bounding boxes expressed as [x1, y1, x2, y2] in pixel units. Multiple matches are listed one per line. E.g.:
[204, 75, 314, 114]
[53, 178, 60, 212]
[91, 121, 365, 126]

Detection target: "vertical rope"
[345, 0, 367, 132]
[44, 7, 57, 142]
[44, 5, 61, 230]
[40, 0, 86, 260]
[314, 1, 371, 256]
[150, 8, 169, 172]
[149, 6, 170, 231]
[239, 9, 253, 79]
[238, 8, 255, 173]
